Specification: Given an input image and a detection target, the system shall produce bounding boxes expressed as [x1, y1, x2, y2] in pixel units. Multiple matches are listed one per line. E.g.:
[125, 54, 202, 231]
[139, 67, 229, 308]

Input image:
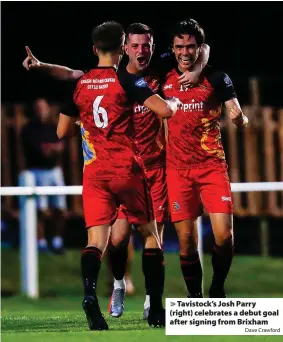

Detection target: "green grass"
[2, 251, 283, 341]
[2, 250, 283, 297]
[2, 297, 283, 342]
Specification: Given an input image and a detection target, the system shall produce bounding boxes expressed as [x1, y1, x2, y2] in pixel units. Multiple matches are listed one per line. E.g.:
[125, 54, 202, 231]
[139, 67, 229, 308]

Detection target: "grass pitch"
[2, 250, 283, 341]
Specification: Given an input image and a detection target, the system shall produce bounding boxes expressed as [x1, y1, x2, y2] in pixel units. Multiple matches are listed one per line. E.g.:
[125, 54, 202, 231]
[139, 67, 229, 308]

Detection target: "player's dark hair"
[92, 21, 125, 52]
[126, 23, 153, 42]
[171, 18, 205, 46]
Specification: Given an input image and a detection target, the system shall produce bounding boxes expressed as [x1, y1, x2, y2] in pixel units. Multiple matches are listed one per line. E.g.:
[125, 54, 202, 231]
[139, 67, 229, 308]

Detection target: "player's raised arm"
[22, 46, 84, 81]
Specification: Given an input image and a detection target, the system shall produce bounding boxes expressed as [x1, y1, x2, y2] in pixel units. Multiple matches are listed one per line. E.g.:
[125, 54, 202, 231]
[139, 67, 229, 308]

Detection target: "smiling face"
[172, 34, 201, 72]
[125, 33, 155, 73]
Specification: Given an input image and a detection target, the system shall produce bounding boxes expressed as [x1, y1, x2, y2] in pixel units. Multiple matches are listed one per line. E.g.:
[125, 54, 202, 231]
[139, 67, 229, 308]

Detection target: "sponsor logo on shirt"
[133, 104, 150, 114]
[135, 78, 148, 87]
[181, 99, 204, 112]
[163, 84, 173, 90]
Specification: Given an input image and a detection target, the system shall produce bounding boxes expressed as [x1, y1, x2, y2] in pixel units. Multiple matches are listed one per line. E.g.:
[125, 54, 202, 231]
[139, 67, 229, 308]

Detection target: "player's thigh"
[115, 174, 154, 225]
[197, 166, 233, 215]
[50, 167, 67, 210]
[82, 179, 117, 228]
[146, 167, 169, 224]
[174, 218, 199, 253]
[166, 169, 203, 222]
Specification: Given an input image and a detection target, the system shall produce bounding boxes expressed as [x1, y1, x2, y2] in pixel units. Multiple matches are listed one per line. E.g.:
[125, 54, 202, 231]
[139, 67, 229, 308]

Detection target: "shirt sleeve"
[212, 71, 237, 103]
[60, 81, 80, 117]
[117, 70, 155, 104]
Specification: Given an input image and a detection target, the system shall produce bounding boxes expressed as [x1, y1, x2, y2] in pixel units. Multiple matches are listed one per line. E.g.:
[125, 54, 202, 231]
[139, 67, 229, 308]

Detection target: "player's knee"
[87, 225, 111, 254]
[177, 225, 198, 254]
[87, 240, 108, 254]
[110, 234, 129, 249]
[216, 232, 233, 247]
[179, 236, 198, 256]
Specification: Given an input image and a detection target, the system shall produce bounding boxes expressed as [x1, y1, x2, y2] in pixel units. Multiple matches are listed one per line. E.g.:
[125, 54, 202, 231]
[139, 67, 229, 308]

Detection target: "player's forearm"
[57, 124, 79, 139]
[144, 95, 180, 118]
[191, 43, 210, 72]
[57, 114, 80, 139]
[39, 63, 84, 81]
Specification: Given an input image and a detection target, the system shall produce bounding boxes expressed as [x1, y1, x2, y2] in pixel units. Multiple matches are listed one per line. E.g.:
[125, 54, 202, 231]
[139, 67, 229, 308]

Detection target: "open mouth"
[179, 56, 192, 64]
[137, 56, 147, 66]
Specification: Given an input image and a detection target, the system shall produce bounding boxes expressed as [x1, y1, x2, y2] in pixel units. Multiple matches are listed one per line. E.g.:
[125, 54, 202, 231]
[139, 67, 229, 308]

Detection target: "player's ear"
[93, 45, 98, 56]
[152, 44, 156, 53]
[124, 44, 129, 56]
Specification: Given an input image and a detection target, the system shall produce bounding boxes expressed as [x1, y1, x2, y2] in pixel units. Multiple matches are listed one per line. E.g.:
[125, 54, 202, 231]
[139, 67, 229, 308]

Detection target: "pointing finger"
[25, 46, 34, 57]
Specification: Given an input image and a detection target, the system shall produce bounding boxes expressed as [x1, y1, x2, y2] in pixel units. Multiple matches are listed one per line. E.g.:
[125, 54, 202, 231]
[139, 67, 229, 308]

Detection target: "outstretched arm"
[177, 43, 210, 86]
[22, 46, 84, 81]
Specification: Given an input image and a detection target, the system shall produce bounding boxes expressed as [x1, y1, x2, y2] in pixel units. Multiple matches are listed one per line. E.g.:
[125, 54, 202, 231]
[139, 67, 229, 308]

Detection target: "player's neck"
[97, 55, 120, 69]
[177, 65, 194, 74]
[126, 63, 143, 76]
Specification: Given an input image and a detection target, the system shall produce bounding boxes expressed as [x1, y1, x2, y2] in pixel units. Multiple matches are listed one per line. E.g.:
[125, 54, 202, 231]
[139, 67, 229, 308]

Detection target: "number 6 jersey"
[63, 66, 155, 179]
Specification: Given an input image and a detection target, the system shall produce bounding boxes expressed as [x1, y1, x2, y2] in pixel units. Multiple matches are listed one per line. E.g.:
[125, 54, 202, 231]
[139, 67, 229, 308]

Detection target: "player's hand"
[177, 69, 201, 88]
[232, 114, 248, 127]
[22, 46, 42, 71]
[166, 97, 183, 116]
[229, 107, 248, 127]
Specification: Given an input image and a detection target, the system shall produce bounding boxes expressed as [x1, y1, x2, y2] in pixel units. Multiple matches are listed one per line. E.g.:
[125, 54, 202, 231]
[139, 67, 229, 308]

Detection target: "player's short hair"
[92, 21, 125, 52]
[126, 23, 153, 42]
[171, 18, 205, 46]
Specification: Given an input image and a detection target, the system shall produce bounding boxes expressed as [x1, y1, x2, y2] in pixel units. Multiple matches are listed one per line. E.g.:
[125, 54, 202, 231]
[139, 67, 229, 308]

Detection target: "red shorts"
[83, 170, 153, 228]
[167, 166, 233, 222]
[117, 167, 168, 223]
